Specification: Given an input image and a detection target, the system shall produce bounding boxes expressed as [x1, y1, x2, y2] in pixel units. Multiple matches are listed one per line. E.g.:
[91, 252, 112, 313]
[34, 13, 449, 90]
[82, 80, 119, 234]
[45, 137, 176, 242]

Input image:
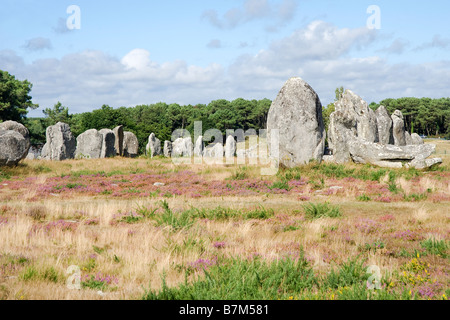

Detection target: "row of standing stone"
[34, 123, 139, 160]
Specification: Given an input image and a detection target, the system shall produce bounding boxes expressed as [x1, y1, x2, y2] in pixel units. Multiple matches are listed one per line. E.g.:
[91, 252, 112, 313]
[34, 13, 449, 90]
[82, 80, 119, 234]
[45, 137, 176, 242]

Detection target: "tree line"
[1, 69, 449, 154]
[25, 99, 272, 154]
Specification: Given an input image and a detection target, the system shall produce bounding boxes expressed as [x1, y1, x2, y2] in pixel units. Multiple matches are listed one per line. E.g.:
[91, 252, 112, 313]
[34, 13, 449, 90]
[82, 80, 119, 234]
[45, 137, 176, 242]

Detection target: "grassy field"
[0, 140, 448, 300]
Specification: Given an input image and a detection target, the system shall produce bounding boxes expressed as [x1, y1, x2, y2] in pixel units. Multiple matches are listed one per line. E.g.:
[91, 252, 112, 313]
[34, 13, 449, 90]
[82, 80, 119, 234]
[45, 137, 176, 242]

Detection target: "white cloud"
[207, 39, 222, 49]
[415, 34, 450, 51]
[202, 0, 297, 30]
[121, 49, 152, 70]
[1, 21, 449, 118]
[381, 38, 409, 54]
[24, 37, 52, 51]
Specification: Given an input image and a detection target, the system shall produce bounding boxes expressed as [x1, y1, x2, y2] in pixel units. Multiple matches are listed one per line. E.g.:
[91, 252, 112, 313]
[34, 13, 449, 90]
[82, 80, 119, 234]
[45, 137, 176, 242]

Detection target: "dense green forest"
[1, 69, 449, 154]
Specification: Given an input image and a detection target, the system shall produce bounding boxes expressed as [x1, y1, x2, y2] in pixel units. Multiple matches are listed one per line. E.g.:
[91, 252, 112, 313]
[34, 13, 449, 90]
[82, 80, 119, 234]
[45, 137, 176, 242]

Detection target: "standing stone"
[375, 106, 393, 145]
[75, 129, 103, 159]
[0, 121, 31, 166]
[41, 122, 76, 161]
[194, 136, 204, 157]
[146, 133, 162, 157]
[0, 129, 30, 166]
[172, 137, 193, 157]
[391, 110, 406, 146]
[328, 110, 356, 163]
[0, 121, 31, 150]
[99, 129, 116, 158]
[405, 131, 413, 145]
[267, 77, 326, 168]
[411, 133, 424, 145]
[123, 131, 139, 158]
[203, 143, 224, 160]
[224, 135, 236, 159]
[163, 140, 172, 157]
[113, 125, 124, 156]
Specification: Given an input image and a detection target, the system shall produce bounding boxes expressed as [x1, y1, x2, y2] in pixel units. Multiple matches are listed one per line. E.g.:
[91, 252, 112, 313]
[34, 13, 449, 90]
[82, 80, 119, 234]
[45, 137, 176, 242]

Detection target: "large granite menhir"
[267, 77, 326, 168]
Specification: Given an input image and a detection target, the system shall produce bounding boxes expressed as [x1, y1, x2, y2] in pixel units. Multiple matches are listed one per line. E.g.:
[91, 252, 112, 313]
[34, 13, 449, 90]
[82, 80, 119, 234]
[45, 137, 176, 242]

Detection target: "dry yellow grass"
[0, 151, 449, 300]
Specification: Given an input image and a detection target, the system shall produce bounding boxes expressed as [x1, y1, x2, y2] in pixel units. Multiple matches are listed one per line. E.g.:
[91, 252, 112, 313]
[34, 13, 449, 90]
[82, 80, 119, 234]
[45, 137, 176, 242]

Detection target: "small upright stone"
[163, 140, 172, 157]
[172, 137, 193, 157]
[123, 131, 139, 158]
[194, 136, 204, 157]
[99, 129, 116, 158]
[224, 135, 236, 159]
[41, 122, 76, 161]
[113, 125, 124, 156]
[146, 133, 162, 157]
[405, 131, 413, 145]
[375, 105, 393, 145]
[75, 129, 103, 159]
[391, 110, 406, 146]
[411, 133, 424, 145]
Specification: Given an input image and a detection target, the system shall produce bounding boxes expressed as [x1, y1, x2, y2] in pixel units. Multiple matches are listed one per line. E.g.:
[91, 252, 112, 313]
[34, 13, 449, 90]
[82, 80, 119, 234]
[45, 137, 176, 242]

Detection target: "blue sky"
[0, 0, 449, 117]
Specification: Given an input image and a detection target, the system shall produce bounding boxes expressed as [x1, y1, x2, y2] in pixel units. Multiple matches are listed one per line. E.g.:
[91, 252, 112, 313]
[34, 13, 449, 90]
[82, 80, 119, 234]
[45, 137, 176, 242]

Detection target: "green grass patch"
[228, 166, 249, 180]
[269, 180, 291, 191]
[357, 194, 371, 202]
[302, 202, 342, 220]
[420, 239, 448, 258]
[143, 253, 317, 300]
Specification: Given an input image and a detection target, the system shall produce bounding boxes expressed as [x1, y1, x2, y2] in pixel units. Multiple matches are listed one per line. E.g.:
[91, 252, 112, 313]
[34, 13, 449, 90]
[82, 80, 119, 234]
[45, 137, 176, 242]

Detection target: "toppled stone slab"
[347, 138, 438, 169]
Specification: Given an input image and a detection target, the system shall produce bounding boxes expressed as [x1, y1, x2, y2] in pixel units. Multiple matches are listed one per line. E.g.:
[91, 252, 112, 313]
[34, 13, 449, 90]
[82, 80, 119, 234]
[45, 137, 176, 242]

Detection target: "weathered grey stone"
[338, 90, 378, 143]
[98, 129, 116, 158]
[411, 133, 424, 145]
[41, 122, 76, 161]
[75, 129, 103, 159]
[194, 136, 204, 157]
[123, 131, 139, 158]
[405, 131, 413, 145]
[327, 90, 382, 163]
[328, 110, 357, 163]
[267, 77, 326, 167]
[172, 137, 192, 157]
[224, 135, 236, 159]
[347, 138, 437, 168]
[146, 133, 162, 157]
[0, 129, 30, 166]
[203, 143, 224, 160]
[26, 145, 43, 160]
[113, 125, 124, 156]
[391, 110, 406, 146]
[375, 106, 393, 145]
[322, 155, 335, 162]
[163, 140, 172, 157]
[407, 156, 442, 169]
[0, 121, 30, 145]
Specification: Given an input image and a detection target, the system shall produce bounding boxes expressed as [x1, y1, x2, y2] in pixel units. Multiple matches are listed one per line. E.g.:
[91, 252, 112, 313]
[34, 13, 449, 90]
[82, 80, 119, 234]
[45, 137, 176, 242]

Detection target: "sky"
[0, 0, 449, 117]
